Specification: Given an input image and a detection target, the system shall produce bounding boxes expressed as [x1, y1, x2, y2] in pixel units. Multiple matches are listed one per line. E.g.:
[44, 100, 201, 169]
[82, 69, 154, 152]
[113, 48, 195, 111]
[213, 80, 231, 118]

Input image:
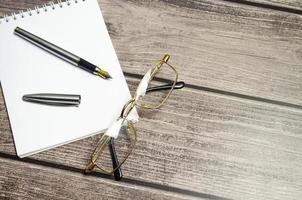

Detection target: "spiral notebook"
[0, 0, 137, 157]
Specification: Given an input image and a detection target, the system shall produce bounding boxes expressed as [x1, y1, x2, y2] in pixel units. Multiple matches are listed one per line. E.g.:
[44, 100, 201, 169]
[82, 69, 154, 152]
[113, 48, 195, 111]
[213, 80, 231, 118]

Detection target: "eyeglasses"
[84, 54, 184, 178]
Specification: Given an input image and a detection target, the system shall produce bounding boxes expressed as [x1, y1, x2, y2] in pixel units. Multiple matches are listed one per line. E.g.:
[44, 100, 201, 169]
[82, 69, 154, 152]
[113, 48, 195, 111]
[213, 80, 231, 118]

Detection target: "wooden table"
[1, 0, 302, 199]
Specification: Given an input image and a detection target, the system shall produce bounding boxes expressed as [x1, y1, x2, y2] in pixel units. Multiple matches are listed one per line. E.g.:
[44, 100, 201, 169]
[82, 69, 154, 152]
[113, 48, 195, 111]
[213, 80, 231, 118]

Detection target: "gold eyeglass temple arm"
[85, 134, 111, 174]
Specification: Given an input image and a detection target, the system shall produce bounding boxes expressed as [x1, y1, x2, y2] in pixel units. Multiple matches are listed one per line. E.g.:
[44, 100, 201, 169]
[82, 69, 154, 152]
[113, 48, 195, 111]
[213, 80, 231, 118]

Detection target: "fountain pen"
[14, 27, 111, 79]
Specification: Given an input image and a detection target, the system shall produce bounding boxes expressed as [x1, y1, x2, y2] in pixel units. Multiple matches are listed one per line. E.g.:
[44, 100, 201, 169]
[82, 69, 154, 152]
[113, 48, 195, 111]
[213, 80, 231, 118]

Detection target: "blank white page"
[0, 0, 136, 157]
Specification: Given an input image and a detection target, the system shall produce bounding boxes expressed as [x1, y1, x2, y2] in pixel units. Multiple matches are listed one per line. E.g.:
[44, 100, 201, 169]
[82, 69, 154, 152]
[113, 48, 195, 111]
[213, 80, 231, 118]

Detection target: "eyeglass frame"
[84, 54, 180, 175]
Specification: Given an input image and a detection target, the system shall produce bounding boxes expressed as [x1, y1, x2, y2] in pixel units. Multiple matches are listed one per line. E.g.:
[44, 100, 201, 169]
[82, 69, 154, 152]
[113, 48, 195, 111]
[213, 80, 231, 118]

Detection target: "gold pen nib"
[96, 67, 112, 79]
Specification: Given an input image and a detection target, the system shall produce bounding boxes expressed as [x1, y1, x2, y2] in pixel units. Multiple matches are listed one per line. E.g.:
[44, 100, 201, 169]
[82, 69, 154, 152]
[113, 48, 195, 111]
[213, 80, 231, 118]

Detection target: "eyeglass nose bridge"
[120, 98, 136, 118]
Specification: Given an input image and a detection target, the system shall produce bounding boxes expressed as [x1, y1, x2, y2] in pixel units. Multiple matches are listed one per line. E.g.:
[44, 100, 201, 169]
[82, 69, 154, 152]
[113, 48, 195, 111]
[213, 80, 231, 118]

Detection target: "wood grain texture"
[0, 157, 198, 200]
[248, 0, 302, 10]
[1, 77, 302, 200]
[0, 1, 302, 106]
[99, 0, 302, 107]
[0, 0, 47, 15]
[1, 0, 302, 199]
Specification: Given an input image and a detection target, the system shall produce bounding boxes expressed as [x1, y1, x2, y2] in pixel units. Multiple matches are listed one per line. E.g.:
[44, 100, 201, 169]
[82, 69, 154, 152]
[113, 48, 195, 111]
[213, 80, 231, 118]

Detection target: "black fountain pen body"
[14, 27, 111, 79]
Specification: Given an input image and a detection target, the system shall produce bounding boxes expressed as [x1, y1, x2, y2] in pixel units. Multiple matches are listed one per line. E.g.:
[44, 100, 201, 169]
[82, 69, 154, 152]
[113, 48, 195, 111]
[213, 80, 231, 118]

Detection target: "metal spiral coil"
[0, 0, 84, 24]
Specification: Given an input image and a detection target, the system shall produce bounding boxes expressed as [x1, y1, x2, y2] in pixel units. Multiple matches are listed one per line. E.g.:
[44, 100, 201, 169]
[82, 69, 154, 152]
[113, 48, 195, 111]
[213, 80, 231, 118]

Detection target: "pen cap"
[22, 93, 81, 107]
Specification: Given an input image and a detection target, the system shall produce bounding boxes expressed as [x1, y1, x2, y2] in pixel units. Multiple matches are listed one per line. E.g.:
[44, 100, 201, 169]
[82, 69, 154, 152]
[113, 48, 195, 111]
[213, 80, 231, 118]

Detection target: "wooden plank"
[1, 0, 302, 199]
[0, 0, 302, 106]
[246, 0, 302, 10]
[99, 0, 302, 107]
[0, 157, 197, 200]
[0, 0, 47, 15]
[1, 77, 302, 200]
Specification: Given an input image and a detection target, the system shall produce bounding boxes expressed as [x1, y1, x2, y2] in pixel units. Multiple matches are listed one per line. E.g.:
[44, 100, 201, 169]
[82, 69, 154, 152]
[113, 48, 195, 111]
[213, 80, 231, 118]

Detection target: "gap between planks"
[221, 0, 302, 15]
[0, 156, 208, 200]
[0, 152, 229, 200]
[0, 1, 302, 108]
[1, 76, 302, 199]
[125, 72, 302, 111]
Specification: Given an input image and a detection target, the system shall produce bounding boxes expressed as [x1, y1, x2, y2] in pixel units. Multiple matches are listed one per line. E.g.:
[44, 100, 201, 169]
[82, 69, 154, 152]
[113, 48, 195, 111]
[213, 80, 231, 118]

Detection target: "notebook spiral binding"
[0, 0, 85, 24]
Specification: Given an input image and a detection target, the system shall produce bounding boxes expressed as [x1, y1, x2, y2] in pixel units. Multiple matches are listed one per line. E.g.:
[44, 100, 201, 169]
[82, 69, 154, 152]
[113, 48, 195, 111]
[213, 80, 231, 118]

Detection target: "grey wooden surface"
[1, 0, 302, 200]
[103, 0, 302, 107]
[0, 157, 199, 200]
[247, 0, 302, 9]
